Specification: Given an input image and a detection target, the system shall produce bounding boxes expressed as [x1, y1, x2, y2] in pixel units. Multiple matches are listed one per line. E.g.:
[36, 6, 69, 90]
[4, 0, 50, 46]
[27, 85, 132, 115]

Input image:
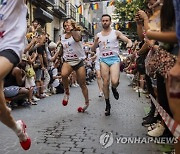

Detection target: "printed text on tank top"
[101, 38, 115, 57]
[98, 30, 119, 58]
[64, 36, 78, 60]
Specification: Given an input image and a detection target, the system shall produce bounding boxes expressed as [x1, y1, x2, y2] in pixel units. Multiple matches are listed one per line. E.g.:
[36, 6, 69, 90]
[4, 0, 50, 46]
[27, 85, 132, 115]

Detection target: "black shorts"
[0, 49, 20, 66]
[71, 60, 84, 71]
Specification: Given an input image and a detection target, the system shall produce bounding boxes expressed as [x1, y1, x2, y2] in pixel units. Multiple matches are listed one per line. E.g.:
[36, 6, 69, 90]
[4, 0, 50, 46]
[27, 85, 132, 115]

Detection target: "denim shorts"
[4, 86, 20, 98]
[100, 56, 120, 67]
[35, 69, 42, 81]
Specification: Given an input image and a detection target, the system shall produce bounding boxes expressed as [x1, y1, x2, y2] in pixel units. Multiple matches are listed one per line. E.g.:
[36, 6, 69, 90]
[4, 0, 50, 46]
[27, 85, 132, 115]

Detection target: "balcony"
[69, 3, 76, 21]
[79, 14, 94, 36]
[32, 0, 55, 7]
[66, 2, 76, 21]
[53, 0, 67, 17]
[34, 7, 54, 24]
[44, 0, 55, 6]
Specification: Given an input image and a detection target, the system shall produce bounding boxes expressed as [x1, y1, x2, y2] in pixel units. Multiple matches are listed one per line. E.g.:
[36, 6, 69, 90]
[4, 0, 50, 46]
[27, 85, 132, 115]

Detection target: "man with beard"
[91, 14, 132, 116]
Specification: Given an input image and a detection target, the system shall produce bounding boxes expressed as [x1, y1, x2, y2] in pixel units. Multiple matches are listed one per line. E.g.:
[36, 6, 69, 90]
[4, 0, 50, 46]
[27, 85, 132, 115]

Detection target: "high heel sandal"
[62, 90, 70, 106]
[78, 102, 89, 113]
[105, 104, 111, 116]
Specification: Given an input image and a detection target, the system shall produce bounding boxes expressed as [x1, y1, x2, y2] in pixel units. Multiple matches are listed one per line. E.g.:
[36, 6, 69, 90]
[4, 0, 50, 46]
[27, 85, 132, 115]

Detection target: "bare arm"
[135, 12, 144, 40]
[50, 50, 60, 62]
[137, 42, 149, 55]
[138, 10, 150, 32]
[90, 54, 97, 61]
[71, 31, 82, 42]
[116, 31, 133, 48]
[146, 31, 178, 43]
[28, 52, 38, 64]
[24, 38, 36, 54]
[137, 24, 144, 40]
[13, 68, 26, 86]
[91, 35, 99, 52]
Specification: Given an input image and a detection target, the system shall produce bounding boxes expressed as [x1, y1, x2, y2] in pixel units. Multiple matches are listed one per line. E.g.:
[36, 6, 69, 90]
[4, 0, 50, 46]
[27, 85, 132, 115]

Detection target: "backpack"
[48, 68, 55, 84]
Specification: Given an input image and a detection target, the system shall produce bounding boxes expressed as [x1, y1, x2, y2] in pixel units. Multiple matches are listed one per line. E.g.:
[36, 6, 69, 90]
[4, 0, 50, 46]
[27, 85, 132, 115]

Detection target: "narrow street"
[0, 73, 174, 154]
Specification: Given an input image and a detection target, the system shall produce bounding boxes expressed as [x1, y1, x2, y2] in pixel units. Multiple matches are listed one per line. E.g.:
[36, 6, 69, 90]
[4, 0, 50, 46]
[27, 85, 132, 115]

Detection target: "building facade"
[26, 0, 94, 42]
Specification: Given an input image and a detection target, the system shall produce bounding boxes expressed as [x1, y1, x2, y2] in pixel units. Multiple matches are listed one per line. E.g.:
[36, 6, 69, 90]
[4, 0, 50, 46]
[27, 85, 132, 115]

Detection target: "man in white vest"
[0, 0, 31, 150]
[91, 14, 132, 116]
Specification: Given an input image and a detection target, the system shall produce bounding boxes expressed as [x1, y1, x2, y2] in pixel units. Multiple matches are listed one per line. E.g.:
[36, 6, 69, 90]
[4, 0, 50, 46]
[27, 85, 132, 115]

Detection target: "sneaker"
[143, 113, 154, 121]
[133, 86, 139, 91]
[71, 84, 78, 87]
[143, 107, 155, 121]
[111, 87, 119, 100]
[75, 83, 79, 87]
[99, 92, 103, 97]
[32, 96, 40, 102]
[86, 81, 90, 85]
[135, 88, 146, 93]
[147, 121, 161, 131]
[16, 120, 31, 150]
[147, 123, 165, 137]
[128, 83, 133, 86]
[142, 117, 158, 127]
[41, 93, 49, 97]
[21, 101, 30, 107]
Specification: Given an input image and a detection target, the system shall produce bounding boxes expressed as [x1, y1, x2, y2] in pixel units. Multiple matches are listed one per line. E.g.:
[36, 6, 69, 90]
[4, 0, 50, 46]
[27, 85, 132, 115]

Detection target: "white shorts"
[25, 77, 35, 88]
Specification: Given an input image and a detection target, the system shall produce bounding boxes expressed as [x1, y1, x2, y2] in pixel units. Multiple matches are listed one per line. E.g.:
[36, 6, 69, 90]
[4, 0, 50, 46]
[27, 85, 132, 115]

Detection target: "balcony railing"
[53, 0, 66, 17]
[44, 0, 55, 6]
[79, 14, 93, 36]
[70, 3, 76, 21]
[32, 0, 55, 6]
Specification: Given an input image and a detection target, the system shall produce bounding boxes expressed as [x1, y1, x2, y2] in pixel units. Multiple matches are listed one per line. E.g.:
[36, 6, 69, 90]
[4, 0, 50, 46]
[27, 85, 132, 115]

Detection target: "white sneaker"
[75, 83, 79, 87]
[72, 84, 78, 87]
[147, 123, 165, 137]
[99, 92, 104, 97]
[133, 86, 139, 91]
[41, 93, 49, 97]
[136, 88, 146, 93]
[32, 96, 40, 102]
[147, 121, 161, 131]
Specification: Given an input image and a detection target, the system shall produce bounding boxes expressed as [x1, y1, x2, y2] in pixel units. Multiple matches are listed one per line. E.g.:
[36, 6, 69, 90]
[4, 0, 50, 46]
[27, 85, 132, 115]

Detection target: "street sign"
[83, 0, 108, 3]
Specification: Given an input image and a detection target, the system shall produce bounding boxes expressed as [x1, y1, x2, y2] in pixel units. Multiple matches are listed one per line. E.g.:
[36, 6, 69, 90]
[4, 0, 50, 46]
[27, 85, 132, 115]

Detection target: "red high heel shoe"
[62, 91, 70, 106]
[77, 102, 89, 113]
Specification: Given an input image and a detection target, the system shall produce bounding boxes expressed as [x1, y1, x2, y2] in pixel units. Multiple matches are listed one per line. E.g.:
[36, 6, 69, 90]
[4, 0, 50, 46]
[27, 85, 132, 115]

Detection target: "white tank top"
[95, 48, 100, 64]
[61, 34, 85, 61]
[97, 30, 120, 58]
[0, 0, 27, 59]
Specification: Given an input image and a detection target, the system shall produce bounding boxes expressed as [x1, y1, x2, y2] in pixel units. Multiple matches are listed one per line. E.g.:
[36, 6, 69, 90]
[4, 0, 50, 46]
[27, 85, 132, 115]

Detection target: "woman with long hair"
[60, 19, 89, 112]
[146, 0, 178, 138]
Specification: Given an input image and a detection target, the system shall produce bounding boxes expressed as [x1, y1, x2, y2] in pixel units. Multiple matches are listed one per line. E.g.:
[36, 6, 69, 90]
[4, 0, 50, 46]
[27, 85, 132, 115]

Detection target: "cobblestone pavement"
[0, 73, 174, 154]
